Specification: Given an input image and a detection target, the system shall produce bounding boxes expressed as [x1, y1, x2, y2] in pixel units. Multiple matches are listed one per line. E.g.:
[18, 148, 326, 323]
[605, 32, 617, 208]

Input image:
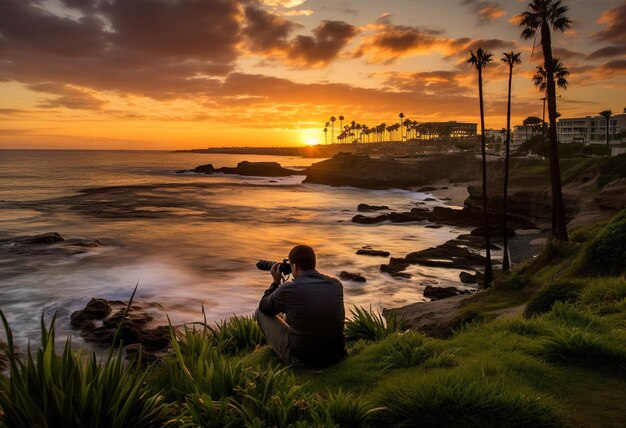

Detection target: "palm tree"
[532, 59, 569, 93]
[399, 112, 405, 141]
[468, 47, 494, 288]
[323, 127, 328, 145]
[338, 115, 344, 142]
[330, 116, 336, 145]
[520, 0, 572, 241]
[501, 51, 522, 273]
[599, 110, 613, 155]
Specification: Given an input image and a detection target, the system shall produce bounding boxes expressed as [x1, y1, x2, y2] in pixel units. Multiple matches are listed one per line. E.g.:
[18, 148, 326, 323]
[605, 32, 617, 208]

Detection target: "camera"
[256, 259, 292, 275]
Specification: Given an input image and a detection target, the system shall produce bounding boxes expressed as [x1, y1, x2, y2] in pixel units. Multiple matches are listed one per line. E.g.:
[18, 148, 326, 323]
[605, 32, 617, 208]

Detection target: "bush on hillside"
[373, 372, 560, 428]
[524, 281, 585, 318]
[579, 209, 626, 276]
[597, 154, 626, 187]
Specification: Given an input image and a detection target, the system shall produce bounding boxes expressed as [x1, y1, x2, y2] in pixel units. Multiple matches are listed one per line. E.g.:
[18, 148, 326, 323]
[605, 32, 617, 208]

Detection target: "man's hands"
[270, 262, 284, 285]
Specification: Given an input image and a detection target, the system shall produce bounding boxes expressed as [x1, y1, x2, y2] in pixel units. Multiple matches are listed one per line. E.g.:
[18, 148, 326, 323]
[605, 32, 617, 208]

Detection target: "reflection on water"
[0, 150, 469, 348]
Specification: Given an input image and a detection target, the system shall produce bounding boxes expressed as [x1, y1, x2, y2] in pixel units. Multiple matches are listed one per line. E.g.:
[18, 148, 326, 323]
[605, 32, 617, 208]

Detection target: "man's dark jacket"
[259, 269, 346, 368]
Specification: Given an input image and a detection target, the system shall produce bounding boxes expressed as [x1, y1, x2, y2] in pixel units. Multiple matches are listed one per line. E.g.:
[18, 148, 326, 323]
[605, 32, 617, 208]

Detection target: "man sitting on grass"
[256, 245, 346, 368]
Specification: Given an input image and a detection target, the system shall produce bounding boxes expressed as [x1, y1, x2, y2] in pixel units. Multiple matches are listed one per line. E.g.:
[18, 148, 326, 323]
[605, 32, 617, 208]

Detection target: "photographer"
[255, 245, 346, 368]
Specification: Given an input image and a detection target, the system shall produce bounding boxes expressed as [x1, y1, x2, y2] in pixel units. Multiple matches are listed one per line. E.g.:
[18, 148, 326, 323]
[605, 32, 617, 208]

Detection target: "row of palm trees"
[470, 0, 573, 287]
[322, 117, 464, 145]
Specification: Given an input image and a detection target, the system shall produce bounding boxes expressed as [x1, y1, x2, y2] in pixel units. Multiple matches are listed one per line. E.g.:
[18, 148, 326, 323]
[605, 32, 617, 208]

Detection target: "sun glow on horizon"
[300, 129, 322, 146]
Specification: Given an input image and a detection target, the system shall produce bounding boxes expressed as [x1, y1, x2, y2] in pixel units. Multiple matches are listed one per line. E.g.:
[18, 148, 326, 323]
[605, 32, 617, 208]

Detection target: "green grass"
[524, 280, 585, 318]
[345, 306, 405, 342]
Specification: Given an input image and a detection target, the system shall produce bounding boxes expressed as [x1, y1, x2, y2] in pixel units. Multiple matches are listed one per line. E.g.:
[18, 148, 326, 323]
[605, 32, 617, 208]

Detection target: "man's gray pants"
[255, 309, 300, 366]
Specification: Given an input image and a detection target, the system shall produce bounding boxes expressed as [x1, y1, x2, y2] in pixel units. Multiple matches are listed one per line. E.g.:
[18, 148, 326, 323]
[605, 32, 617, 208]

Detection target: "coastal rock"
[70, 298, 112, 328]
[218, 161, 297, 177]
[352, 214, 389, 224]
[418, 186, 438, 192]
[471, 226, 516, 238]
[181, 161, 298, 177]
[380, 258, 412, 279]
[21, 232, 64, 244]
[71, 299, 171, 351]
[356, 249, 390, 257]
[339, 271, 366, 282]
[460, 271, 484, 285]
[423, 197, 437, 202]
[425, 224, 443, 229]
[423, 285, 463, 300]
[594, 179, 626, 211]
[304, 153, 480, 189]
[357, 203, 390, 212]
[193, 164, 215, 174]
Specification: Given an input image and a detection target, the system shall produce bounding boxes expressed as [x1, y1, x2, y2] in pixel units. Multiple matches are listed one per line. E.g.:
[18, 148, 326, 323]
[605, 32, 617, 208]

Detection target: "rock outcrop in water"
[179, 161, 299, 177]
[71, 299, 171, 362]
[339, 271, 366, 282]
[303, 153, 480, 189]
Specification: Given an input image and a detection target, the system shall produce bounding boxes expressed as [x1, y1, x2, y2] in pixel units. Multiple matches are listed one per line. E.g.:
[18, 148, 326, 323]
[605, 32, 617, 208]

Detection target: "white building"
[557, 113, 626, 145]
[511, 125, 539, 150]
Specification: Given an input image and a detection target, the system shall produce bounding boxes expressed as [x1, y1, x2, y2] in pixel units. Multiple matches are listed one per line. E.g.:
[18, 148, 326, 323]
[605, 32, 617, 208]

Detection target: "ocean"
[0, 150, 467, 348]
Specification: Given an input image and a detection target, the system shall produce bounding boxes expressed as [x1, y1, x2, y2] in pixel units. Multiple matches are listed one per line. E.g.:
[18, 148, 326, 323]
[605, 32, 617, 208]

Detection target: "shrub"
[206, 314, 266, 355]
[374, 372, 561, 428]
[524, 280, 585, 318]
[345, 306, 405, 342]
[541, 329, 626, 373]
[597, 154, 626, 187]
[579, 209, 626, 276]
[0, 311, 168, 428]
[380, 333, 435, 371]
[313, 389, 383, 428]
[162, 326, 248, 402]
[580, 277, 626, 305]
[497, 271, 535, 291]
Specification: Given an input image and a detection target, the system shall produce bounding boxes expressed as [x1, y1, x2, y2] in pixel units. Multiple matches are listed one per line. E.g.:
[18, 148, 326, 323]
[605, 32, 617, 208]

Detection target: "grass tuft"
[525, 280, 585, 318]
[374, 372, 561, 428]
[379, 333, 435, 371]
[345, 306, 405, 342]
[579, 209, 626, 276]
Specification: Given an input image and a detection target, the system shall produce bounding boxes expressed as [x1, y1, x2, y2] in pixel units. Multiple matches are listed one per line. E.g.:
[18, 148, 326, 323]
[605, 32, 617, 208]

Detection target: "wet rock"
[340, 271, 366, 283]
[388, 212, 428, 223]
[352, 214, 388, 224]
[65, 238, 103, 247]
[423, 197, 437, 202]
[70, 298, 112, 328]
[21, 232, 64, 244]
[425, 224, 443, 229]
[125, 344, 162, 365]
[218, 161, 297, 177]
[418, 186, 438, 192]
[380, 258, 412, 279]
[194, 164, 215, 174]
[460, 271, 483, 284]
[356, 249, 390, 257]
[423, 286, 463, 300]
[357, 203, 390, 212]
[71, 299, 171, 351]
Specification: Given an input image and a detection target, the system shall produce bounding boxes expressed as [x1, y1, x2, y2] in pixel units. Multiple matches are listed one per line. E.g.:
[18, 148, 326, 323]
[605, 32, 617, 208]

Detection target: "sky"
[0, 0, 624, 149]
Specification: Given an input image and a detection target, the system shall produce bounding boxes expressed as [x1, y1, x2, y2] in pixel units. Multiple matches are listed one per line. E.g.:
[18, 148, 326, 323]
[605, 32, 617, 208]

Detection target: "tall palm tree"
[520, 0, 572, 241]
[330, 116, 336, 144]
[338, 115, 344, 142]
[599, 110, 613, 155]
[399, 112, 405, 141]
[323, 127, 328, 145]
[501, 51, 522, 273]
[468, 47, 494, 288]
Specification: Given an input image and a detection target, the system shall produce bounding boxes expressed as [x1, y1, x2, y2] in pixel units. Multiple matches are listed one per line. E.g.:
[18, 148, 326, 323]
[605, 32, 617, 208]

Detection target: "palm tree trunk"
[502, 64, 513, 272]
[478, 67, 493, 287]
[541, 22, 568, 241]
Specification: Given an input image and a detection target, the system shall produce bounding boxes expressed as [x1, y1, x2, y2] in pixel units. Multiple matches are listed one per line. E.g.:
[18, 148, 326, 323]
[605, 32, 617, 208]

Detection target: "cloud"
[355, 15, 514, 63]
[592, 2, 626, 44]
[260, 0, 307, 7]
[27, 83, 106, 110]
[462, 0, 506, 24]
[587, 45, 626, 60]
[287, 20, 358, 66]
[244, 6, 300, 53]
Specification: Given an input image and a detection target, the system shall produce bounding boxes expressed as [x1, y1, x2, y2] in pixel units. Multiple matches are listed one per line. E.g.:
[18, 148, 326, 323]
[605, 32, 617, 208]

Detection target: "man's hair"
[288, 245, 316, 271]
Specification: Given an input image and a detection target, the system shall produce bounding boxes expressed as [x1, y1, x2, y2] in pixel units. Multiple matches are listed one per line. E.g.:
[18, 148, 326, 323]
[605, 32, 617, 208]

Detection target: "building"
[557, 113, 626, 145]
[511, 125, 540, 150]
